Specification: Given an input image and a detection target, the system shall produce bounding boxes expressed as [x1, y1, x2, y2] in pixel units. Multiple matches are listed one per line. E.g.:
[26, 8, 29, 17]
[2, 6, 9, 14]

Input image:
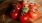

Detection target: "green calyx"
[22, 6, 29, 13]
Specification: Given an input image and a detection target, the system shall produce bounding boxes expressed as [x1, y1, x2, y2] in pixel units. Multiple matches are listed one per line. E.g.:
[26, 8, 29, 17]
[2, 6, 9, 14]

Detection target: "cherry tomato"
[28, 3, 39, 10]
[13, 3, 22, 11]
[22, 2, 25, 6]
[28, 10, 40, 20]
[20, 13, 29, 23]
[10, 10, 19, 19]
[28, 4, 32, 9]
[32, 3, 39, 10]
[22, 2, 30, 6]
[21, 2, 30, 13]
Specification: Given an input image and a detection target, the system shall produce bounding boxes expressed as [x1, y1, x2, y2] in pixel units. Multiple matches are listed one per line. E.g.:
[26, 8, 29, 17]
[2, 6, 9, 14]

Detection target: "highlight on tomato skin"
[10, 10, 19, 19]
[13, 3, 22, 11]
[19, 13, 30, 23]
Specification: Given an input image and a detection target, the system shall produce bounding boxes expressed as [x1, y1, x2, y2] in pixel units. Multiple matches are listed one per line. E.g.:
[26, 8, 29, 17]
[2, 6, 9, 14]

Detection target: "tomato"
[32, 3, 39, 10]
[20, 13, 29, 23]
[21, 2, 30, 13]
[22, 2, 25, 6]
[28, 4, 32, 9]
[10, 10, 19, 19]
[28, 9, 40, 20]
[28, 3, 39, 10]
[22, 2, 30, 6]
[13, 3, 22, 11]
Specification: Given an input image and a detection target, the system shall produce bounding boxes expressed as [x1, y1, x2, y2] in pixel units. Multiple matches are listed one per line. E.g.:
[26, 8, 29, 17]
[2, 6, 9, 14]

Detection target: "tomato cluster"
[10, 1, 40, 23]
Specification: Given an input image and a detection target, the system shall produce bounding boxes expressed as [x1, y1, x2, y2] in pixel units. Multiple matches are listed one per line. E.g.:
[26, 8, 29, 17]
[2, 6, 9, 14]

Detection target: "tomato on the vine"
[28, 3, 39, 10]
[22, 2, 25, 6]
[28, 4, 32, 9]
[32, 3, 39, 10]
[28, 10, 40, 20]
[20, 13, 29, 23]
[10, 10, 19, 19]
[13, 3, 22, 11]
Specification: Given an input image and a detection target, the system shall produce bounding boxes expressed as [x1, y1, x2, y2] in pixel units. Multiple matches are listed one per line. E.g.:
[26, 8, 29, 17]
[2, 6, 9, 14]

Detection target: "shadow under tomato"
[5, 3, 13, 17]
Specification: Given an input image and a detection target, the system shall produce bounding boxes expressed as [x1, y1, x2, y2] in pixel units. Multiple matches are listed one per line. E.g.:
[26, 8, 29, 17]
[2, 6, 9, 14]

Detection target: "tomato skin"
[28, 10, 40, 20]
[20, 13, 29, 23]
[22, 2, 30, 7]
[32, 3, 39, 10]
[10, 10, 19, 19]
[22, 2, 25, 6]
[13, 4, 22, 11]
[28, 4, 32, 9]
[28, 3, 39, 10]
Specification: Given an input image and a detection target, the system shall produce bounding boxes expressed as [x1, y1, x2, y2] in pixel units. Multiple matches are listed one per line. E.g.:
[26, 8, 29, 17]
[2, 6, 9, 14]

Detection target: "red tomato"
[28, 10, 40, 20]
[22, 2, 30, 6]
[10, 10, 19, 19]
[22, 2, 25, 6]
[13, 4, 22, 11]
[32, 3, 39, 10]
[20, 13, 29, 23]
[28, 4, 32, 9]
[28, 3, 39, 10]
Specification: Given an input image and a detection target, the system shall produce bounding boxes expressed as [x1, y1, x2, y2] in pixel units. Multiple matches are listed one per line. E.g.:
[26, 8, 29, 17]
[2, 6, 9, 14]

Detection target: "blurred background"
[0, 0, 42, 23]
